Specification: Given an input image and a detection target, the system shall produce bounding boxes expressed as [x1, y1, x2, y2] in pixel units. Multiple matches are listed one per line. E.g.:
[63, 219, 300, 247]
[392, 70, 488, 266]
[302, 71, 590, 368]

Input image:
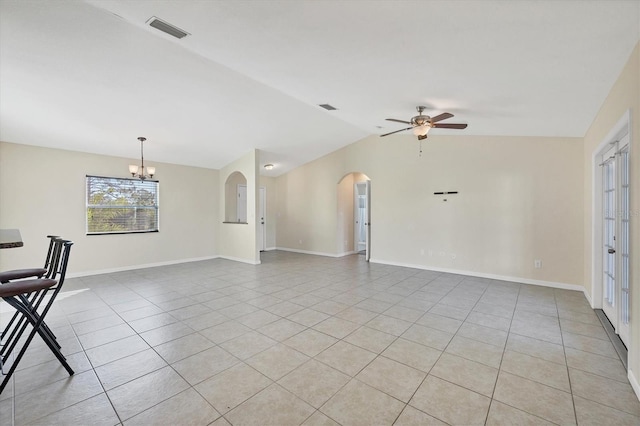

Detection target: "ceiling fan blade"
[432, 123, 468, 129]
[385, 118, 412, 124]
[380, 127, 412, 137]
[430, 113, 454, 123]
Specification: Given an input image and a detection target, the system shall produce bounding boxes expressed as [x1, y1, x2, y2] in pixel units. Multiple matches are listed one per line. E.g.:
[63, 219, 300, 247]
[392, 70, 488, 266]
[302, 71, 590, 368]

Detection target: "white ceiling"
[1, 1, 638, 175]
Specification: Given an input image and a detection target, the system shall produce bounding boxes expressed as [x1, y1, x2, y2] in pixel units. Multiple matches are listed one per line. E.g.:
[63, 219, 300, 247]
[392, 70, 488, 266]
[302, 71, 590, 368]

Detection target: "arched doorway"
[337, 172, 371, 260]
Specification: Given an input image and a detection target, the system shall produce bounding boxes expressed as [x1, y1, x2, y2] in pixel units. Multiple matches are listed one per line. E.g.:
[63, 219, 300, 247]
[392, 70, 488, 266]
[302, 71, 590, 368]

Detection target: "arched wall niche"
[224, 171, 247, 222]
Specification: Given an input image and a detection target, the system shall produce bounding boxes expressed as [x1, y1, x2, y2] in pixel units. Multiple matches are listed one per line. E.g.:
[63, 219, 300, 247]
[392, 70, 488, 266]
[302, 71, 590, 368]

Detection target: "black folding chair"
[0, 235, 61, 350]
[0, 239, 74, 394]
[0, 235, 60, 283]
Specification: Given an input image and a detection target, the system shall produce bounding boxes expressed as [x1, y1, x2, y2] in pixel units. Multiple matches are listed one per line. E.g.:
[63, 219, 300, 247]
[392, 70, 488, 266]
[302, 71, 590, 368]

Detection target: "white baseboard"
[69, 251, 583, 294]
[582, 289, 593, 307]
[275, 247, 358, 258]
[68, 255, 220, 278]
[264, 247, 277, 251]
[629, 369, 640, 402]
[218, 255, 261, 265]
[368, 258, 585, 292]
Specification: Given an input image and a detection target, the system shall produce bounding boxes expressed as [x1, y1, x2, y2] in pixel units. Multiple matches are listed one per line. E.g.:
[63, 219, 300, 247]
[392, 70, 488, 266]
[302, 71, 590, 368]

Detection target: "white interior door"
[601, 148, 616, 326]
[237, 184, 247, 223]
[365, 180, 371, 262]
[354, 183, 367, 253]
[618, 138, 630, 347]
[259, 187, 266, 251]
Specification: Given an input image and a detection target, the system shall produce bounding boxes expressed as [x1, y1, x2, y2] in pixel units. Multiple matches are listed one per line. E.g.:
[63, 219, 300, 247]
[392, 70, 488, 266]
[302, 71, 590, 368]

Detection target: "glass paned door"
[618, 141, 630, 347]
[599, 134, 630, 349]
[602, 153, 616, 325]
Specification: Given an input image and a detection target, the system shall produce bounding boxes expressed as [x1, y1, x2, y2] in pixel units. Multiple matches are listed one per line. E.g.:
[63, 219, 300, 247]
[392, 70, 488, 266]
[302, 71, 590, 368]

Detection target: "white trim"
[629, 369, 640, 402]
[276, 247, 355, 258]
[264, 246, 277, 251]
[259, 186, 267, 252]
[582, 289, 593, 307]
[67, 255, 219, 278]
[369, 258, 585, 292]
[218, 255, 261, 265]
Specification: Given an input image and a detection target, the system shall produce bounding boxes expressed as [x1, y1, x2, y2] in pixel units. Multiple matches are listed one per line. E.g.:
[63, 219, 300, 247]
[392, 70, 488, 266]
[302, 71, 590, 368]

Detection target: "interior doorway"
[354, 181, 370, 259]
[258, 187, 266, 252]
[593, 112, 631, 349]
[337, 172, 371, 261]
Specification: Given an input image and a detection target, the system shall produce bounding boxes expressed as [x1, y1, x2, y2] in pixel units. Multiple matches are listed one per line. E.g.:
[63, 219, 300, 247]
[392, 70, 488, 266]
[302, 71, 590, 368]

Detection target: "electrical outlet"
[534, 259, 542, 269]
[299, 239, 303, 245]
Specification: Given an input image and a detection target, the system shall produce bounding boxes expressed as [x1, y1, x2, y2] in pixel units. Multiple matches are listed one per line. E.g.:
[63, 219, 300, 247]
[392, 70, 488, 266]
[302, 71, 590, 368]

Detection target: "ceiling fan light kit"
[412, 125, 430, 137]
[381, 106, 468, 140]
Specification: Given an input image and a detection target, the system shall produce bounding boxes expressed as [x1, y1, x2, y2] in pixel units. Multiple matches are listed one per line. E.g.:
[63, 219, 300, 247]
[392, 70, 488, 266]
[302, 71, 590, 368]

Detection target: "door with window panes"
[600, 134, 630, 348]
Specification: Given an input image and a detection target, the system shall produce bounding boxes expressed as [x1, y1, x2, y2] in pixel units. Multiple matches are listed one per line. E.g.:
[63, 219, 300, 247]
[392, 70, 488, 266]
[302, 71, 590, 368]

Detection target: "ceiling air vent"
[319, 104, 337, 111]
[147, 17, 189, 39]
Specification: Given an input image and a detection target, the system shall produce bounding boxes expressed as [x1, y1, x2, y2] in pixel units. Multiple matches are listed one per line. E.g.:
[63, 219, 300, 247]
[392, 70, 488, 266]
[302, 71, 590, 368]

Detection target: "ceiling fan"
[380, 106, 468, 140]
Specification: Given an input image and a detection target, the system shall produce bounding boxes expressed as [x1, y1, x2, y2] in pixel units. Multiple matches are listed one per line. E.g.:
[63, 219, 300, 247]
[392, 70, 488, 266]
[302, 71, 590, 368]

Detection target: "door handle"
[608, 248, 616, 254]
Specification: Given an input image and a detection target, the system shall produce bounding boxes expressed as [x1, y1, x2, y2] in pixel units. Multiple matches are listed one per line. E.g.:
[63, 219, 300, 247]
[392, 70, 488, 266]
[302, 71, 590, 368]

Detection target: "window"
[86, 175, 159, 234]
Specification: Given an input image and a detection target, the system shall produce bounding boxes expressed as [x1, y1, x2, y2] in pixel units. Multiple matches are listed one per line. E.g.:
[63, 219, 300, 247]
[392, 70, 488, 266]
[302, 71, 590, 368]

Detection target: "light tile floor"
[1, 251, 639, 425]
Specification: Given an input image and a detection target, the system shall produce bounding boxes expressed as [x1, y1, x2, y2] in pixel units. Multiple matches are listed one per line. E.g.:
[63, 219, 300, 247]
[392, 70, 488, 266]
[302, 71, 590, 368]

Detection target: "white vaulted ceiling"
[1, 0, 638, 174]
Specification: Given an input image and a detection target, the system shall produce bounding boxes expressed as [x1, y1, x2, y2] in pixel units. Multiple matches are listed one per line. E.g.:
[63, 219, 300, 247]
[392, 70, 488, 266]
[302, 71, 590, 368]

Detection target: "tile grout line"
[555, 289, 579, 426]
[9, 253, 624, 425]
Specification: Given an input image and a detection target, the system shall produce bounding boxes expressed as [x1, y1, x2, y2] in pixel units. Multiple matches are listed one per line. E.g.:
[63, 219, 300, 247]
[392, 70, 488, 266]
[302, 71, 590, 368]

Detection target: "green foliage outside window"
[86, 176, 159, 234]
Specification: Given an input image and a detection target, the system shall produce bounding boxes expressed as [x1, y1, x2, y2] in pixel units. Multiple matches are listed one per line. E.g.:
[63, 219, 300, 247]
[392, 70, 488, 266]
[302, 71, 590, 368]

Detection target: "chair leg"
[0, 292, 60, 358]
[0, 240, 75, 395]
[0, 296, 74, 394]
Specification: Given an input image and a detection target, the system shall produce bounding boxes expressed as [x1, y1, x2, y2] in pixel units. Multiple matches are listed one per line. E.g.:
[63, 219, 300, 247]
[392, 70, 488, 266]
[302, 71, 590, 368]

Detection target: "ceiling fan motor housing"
[411, 115, 432, 127]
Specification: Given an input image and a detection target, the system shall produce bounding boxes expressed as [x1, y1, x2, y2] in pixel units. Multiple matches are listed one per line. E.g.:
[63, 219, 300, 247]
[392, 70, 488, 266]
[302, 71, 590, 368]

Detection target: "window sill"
[87, 230, 159, 235]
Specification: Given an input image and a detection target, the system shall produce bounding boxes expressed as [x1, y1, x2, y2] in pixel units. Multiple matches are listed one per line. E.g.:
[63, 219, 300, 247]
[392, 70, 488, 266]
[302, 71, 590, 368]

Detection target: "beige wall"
[0, 142, 218, 275]
[218, 149, 259, 264]
[276, 134, 584, 287]
[583, 43, 639, 392]
[275, 148, 343, 254]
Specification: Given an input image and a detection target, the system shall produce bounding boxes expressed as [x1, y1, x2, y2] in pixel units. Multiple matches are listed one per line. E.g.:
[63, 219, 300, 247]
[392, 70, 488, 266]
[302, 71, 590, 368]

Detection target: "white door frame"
[365, 180, 371, 261]
[354, 182, 367, 253]
[591, 110, 631, 348]
[259, 186, 266, 251]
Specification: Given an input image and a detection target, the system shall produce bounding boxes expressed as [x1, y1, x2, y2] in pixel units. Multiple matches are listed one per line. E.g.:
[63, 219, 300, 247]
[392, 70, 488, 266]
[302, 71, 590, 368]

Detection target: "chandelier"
[129, 137, 155, 180]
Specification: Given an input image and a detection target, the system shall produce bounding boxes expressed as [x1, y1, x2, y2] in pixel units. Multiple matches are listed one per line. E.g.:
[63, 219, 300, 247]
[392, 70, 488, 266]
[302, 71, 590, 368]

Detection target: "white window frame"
[86, 175, 159, 235]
